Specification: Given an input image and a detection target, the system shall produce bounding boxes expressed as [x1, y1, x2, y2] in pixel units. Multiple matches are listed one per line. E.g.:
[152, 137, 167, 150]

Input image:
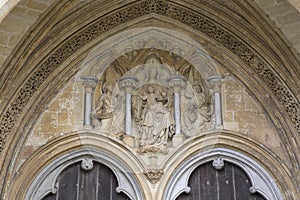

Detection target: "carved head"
[147, 86, 155, 93]
[103, 82, 114, 93]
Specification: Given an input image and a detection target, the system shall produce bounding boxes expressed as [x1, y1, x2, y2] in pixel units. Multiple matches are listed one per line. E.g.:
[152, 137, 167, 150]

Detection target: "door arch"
[176, 161, 266, 200]
[11, 132, 147, 200]
[164, 148, 283, 200]
[41, 160, 130, 200]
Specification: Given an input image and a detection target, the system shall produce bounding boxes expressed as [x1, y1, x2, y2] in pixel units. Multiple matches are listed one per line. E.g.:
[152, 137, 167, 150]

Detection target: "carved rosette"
[144, 168, 164, 184]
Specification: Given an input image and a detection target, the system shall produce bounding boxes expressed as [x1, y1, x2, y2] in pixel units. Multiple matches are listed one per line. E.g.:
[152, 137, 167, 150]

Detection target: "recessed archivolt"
[158, 131, 295, 200]
[79, 27, 218, 79]
[9, 132, 147, 200]
[0, 0, 300, 198]
[1, 0, 299, 153]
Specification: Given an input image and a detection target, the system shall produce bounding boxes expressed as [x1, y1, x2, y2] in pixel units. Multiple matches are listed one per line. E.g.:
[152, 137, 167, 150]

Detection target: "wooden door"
[43, 161, 130, 200]
[176, 162, 266, 200]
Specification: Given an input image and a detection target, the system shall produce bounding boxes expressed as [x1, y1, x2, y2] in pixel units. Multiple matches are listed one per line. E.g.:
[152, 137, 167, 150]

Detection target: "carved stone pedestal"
[172, 134, 185, 147]
[123, 135, 135, 147]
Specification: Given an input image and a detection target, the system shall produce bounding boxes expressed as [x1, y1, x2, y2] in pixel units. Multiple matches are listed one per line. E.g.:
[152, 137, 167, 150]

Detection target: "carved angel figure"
[181, 82, 212, 136]
[92, 81, 125, 136]
[132, 85, 175, 153]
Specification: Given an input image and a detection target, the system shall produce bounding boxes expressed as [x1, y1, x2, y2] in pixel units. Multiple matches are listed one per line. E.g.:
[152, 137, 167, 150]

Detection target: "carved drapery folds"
[89, 50, 213, 154]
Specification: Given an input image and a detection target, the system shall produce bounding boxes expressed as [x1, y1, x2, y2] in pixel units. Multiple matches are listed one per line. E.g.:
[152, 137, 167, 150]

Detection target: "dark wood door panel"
[43, 162, 130, 200]
[177, 162, 266, 200]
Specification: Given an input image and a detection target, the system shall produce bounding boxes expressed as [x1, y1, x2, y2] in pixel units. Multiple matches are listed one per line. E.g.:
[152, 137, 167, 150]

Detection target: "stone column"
[119, 76, 138, 146]
[81, 76, 98, 129]
[168, 75, 186, 146]
[208, 76, 223, 129]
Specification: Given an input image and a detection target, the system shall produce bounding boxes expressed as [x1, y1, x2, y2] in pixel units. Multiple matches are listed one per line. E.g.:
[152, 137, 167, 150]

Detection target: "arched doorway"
[163, 147, 283, 200]
[176, 161, 266, 200]
[42, 161, 130, 200]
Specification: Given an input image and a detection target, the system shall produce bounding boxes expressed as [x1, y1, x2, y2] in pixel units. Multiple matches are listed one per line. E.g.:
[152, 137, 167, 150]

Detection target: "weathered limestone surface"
[0, 0, 57, 67]
[222, 78, 288, 164]
[255, 0, 300, 55]
[19, 75, 289, 168]
[0, 0, 299, 199]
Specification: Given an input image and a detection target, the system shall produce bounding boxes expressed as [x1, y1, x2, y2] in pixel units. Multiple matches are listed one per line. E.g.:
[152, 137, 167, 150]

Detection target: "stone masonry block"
[8, 33, 21, 46]
[289, 33, 300, 45]
[58, 112, 70, 125]
[26, 0, 49, 11]
[293, 43, 300, 54]
[276, 10, 300, 25]
[10, 5, 42, 22]
[0, 16, 32, 33]
[222, 82, 244, 92]
[224, 111, 234, 122]
[280, 22, 300, 37]
[0, 45, 12, 56]
[224, 93, 244, 112]
[243, 91, 262, 112]
[267, 3, 295, 16]
[223, 122, 239, 131]
[254, 0, 277, 7]
[0, 32, 9, 45]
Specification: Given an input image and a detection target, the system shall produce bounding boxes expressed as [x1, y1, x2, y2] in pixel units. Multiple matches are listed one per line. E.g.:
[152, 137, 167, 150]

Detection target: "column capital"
[168, 75, 186, 93]
[207, 76, 222, 92]
[119, 75, 138, 93]
[81, 76, 98, 89]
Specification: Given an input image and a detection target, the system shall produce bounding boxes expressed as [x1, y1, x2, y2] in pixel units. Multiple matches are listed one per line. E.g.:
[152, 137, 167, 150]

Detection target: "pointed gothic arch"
[0, 1, 299, 199]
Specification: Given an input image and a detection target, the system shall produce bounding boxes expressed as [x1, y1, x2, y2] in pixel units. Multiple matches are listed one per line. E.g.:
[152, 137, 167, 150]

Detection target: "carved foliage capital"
[144, 168, 164, 184]
[168, 75, 186, 92]
[119, 76, 138, 93]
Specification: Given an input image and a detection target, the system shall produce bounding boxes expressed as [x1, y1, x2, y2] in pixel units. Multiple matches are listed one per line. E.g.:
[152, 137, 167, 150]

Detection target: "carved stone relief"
[1, 0, 299, 156]
[92, 81, 125, 137]
[133, 84, 175, 153]
[90, 50, 213, 156]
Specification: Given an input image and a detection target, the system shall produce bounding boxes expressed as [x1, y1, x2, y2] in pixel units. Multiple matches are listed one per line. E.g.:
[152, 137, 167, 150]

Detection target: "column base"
[83, 125, 93, 130]
[172, 134, 185, 147]
[215, 124, 224, 130]
[123, 135, 135, 147]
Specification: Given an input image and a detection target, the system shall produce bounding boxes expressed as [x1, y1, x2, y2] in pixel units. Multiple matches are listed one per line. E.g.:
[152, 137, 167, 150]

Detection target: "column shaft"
[174, 92, 181, 134]
[84, 92, 92, 126]
[214, 92, 223, 126]
[125, 92, 132, 135]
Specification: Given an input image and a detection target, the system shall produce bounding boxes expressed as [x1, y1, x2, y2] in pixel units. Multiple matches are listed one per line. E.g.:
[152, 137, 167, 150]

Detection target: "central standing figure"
[133, 85, 175, 152]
